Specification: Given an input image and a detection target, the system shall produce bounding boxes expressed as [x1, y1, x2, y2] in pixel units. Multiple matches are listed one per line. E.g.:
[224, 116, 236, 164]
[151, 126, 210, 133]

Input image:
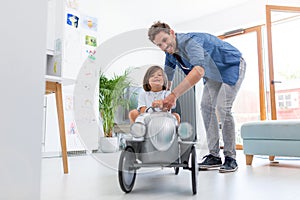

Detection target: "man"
[148, 21, 246, 173]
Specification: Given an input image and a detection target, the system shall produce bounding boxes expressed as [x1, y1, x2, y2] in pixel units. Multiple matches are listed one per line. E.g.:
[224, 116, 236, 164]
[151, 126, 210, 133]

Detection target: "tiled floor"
[41, 149, 300, 200]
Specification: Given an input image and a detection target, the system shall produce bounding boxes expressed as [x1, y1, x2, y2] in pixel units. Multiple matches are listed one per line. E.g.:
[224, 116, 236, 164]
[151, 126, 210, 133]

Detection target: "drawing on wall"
[65, 95, 73, 111]
[67, 13, 79, 28]
[66, 0, 79, 10]
[81, 15, 98, 31]
[83, 99, 93, 108]
[85, 35, 97, 47]
[86, 49, 96, 61]
[68, 121, 77, 135]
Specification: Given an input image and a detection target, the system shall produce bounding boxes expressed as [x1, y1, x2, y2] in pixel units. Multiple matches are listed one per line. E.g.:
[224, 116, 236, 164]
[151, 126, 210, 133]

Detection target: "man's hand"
[162, 92, 177, 111]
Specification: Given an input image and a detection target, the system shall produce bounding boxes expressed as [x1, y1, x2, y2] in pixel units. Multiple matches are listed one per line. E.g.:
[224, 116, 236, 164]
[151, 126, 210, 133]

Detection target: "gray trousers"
[201, 58, 246, 159]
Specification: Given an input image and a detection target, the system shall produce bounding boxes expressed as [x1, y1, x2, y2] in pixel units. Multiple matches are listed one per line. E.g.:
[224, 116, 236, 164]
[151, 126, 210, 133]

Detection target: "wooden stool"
[45, 81, 69, 174]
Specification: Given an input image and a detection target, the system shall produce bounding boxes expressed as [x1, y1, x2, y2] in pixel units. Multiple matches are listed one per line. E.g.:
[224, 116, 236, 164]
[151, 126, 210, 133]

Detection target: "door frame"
[219, 25, 267, 120]
[218, 26, 266, 150]
[266, 5, 300, 120]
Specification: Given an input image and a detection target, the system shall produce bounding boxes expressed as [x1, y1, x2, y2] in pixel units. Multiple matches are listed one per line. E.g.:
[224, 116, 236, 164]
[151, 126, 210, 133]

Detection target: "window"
[277, 92, 299, 109]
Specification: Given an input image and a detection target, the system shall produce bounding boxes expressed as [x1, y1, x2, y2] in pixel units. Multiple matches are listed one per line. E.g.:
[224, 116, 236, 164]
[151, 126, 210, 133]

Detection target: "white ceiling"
[113, 0, 252, 25]
[82, 0, 300, 42]
[83, 0, 253, 41]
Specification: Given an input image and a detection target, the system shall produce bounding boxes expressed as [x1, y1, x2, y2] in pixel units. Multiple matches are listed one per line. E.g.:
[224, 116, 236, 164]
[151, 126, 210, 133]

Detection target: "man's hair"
[143, 65, 168, 91]
[148, 21, 171, 42]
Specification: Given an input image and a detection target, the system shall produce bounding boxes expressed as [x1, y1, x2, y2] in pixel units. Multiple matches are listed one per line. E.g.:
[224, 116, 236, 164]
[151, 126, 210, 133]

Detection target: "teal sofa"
[241, 120, 300, 165]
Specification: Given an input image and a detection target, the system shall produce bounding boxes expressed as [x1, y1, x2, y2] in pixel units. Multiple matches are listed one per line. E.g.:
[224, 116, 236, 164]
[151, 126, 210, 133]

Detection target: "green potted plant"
[99, 70, 131, 152]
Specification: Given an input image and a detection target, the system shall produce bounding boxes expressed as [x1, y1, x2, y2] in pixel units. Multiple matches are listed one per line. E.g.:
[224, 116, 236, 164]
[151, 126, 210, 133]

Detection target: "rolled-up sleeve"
[183, 37, 205, 68]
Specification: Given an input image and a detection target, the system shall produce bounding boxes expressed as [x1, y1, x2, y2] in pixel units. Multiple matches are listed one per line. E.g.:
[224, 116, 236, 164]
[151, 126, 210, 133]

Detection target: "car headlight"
[130, 122, 146, 137]
[178, 122, 193, 140]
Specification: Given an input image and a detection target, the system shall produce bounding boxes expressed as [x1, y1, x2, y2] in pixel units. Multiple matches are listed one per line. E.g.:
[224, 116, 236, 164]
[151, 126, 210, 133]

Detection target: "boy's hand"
[152, 100, 163, 109]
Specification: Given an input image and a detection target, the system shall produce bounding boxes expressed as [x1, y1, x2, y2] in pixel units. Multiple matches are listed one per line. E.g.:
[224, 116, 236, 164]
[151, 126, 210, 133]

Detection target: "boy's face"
[149, 69, 164, 91]
[152, 30, 176, 54]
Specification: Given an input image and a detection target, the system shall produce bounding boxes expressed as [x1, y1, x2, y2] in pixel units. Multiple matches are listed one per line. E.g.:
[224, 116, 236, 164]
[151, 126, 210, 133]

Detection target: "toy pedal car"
[118, 108, 198, 194]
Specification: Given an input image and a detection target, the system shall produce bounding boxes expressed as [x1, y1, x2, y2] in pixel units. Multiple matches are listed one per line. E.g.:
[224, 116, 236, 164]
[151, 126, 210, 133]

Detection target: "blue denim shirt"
[164, 33, 242, 85]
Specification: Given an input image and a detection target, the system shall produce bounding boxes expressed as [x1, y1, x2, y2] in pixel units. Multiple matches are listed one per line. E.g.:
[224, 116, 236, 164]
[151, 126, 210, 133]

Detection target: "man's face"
[152, 30, 176, 54]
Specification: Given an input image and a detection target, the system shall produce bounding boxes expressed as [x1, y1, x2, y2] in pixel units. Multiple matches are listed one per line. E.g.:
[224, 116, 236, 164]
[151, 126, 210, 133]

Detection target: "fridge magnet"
[81, 15, 98, 31]
[66, 0, 79, 10]
[53, 61, 57, 73]
[55, 38, 62, 53]
[85, 35, 97, 47]
[67, 13, 79, 28]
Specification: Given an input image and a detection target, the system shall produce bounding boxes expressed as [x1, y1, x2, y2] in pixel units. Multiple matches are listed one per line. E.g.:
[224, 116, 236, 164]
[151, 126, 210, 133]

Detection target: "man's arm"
[172, 66, 204, 97]
[167, 81, 172, 91]
[163, 66, 205, 109]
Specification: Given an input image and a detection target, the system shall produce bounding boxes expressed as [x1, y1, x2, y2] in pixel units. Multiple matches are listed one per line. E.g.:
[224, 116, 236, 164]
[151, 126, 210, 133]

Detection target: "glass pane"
[222, 32, 261, 145]
[271, 12, 300, 120]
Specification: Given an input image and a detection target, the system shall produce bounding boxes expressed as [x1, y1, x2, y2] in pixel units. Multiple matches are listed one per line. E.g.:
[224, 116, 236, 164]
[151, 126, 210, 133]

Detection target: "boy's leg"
[128, 109, 139, 124]
[172, 112, 181, 124]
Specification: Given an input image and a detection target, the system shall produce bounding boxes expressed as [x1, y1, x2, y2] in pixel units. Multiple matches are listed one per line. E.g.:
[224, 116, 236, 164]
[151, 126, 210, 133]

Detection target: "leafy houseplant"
[99, 71, 131, 137]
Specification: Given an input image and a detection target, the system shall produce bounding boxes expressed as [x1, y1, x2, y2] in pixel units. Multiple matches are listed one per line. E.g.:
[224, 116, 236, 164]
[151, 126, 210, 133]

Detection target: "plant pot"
[99, 136, 119, 153]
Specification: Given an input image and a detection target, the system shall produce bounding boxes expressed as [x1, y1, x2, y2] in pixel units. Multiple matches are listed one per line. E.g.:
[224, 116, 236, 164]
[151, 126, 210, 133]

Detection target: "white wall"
[0, 0, 47, 199]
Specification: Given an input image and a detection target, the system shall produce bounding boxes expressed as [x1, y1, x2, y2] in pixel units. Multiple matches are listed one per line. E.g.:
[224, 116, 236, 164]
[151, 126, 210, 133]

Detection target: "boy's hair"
[143, 65, 168, 91]
[148, 21, 171, 42]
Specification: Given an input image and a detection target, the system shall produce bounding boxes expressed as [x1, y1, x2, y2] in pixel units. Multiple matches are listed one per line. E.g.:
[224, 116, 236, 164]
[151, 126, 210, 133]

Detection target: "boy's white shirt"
[137, 90, 175, 112]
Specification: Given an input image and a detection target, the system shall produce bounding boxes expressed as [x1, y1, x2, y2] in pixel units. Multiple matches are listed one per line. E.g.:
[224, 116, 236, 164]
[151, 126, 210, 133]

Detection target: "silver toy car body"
[118, 110, 198, 195]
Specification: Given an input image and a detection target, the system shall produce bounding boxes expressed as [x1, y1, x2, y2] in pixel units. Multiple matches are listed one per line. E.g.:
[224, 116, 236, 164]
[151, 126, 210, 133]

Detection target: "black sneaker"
[219, 156, 238, 173]
[198, 154, 222, 170]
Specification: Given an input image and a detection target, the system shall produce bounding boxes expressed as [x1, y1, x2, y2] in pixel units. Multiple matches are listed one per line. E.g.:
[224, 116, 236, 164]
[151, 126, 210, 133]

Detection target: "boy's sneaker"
[219, 156, 238, 173]
[198, 154, 222, 170]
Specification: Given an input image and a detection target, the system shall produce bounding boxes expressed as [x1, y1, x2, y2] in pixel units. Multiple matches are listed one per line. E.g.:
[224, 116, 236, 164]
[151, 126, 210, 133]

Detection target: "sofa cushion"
[242, 139, 300, 156]
[241, 120, 300, 140]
